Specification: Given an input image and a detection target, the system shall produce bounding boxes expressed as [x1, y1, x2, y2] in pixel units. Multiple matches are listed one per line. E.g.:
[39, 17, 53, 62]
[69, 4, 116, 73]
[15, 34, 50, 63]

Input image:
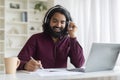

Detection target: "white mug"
[4, 57, 20, 74]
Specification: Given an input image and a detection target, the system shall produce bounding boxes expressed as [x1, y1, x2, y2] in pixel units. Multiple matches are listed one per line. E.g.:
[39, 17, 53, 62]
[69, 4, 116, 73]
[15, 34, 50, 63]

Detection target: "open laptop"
[67, 43, 120, 72]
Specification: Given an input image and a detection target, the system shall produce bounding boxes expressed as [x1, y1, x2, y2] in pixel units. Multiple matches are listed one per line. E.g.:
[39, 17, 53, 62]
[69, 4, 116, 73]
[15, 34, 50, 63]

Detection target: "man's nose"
[56, 22, 61, 27]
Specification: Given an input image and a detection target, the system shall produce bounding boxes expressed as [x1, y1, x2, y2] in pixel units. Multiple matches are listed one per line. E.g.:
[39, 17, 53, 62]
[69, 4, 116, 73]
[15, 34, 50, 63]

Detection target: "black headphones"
[43, 5, 72, 27]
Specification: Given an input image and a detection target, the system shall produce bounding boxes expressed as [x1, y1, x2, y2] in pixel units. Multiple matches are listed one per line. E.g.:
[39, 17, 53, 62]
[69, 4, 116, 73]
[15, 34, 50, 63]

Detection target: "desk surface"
[0, 67, 120, 80]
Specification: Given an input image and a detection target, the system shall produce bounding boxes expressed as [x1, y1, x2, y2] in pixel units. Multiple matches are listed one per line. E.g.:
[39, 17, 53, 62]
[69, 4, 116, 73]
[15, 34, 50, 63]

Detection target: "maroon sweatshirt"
[17, 32, 85, 70]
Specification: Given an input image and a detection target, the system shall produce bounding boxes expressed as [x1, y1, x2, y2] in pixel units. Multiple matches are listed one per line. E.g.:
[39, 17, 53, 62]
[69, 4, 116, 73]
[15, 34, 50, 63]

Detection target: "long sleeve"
[17, 33, 85, 70]
[17, 35, 37, 70]
[69, 38, 85, 68]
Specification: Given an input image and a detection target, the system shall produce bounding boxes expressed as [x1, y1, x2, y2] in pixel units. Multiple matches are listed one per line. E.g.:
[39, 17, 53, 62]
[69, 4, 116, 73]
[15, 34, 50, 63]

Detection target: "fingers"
[24, 58, 43, 71]
[37, 60, 43, 69]
[67, 22, 77, 38]
[26, 63, 38, 71]
[24, 61, 36, 71]
[68, 22, 77, 31]
[68, 22, 77, 30]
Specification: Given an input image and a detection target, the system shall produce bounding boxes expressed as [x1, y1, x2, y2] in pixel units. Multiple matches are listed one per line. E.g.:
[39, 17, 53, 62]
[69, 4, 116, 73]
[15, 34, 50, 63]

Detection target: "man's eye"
[61, 21, 66, 24]
[53, 20, 57, 23]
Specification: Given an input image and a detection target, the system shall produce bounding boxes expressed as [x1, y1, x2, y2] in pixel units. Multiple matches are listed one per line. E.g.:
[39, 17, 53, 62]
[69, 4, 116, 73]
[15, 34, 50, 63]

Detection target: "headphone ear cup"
[66, 22, 68, 27]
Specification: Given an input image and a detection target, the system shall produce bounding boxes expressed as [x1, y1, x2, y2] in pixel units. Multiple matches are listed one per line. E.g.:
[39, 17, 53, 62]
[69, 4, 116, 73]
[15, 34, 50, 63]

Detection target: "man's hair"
[42, 5, 72, 35]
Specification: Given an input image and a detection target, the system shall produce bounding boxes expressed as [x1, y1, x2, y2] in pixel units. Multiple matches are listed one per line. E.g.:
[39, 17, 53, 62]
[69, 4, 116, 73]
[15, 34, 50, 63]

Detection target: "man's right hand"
[24, 58, 43, 71]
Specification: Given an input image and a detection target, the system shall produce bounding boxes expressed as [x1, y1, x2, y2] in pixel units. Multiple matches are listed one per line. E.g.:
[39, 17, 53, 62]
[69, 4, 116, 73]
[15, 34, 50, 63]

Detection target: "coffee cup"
[4, 57, 20, 74]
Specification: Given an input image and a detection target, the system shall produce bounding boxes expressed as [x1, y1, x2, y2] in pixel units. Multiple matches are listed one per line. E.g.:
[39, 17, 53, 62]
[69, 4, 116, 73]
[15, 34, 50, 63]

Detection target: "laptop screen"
[85, 43, 120, 72]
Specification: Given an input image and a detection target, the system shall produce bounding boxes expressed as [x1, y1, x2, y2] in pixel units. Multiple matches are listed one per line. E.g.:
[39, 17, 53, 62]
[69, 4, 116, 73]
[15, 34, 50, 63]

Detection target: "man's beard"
[48, 26, 66, 38]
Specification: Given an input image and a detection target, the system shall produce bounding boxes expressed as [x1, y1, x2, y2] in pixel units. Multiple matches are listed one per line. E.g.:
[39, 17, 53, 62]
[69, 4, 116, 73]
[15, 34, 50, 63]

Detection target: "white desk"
[0, 68, 120, 80]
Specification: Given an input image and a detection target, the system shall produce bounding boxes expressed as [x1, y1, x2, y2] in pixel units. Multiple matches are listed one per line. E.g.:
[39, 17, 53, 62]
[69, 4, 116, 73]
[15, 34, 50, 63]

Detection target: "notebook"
[67, 43, 120, 72]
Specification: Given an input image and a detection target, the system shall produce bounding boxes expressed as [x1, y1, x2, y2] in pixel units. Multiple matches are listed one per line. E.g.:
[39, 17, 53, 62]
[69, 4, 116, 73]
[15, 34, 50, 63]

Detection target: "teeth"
[54, 28, 61, 32]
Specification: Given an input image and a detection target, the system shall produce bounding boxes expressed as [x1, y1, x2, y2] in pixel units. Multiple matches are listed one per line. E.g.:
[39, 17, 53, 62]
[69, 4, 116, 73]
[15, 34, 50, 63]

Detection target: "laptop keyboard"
[66, 68, 85, 72]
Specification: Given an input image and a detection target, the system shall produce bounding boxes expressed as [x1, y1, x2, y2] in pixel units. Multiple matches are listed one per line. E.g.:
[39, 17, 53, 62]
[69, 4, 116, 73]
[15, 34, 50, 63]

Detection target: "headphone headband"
[44, 5, 69, 23]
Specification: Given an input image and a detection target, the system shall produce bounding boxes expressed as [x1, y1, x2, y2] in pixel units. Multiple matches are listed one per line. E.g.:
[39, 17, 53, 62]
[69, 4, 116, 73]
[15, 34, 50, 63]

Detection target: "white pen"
[30, 57, 44, 69]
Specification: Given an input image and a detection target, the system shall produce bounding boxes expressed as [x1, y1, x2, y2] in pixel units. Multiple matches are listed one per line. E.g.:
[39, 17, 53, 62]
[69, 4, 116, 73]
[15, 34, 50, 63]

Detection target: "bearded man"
[17, 5, 85, 71]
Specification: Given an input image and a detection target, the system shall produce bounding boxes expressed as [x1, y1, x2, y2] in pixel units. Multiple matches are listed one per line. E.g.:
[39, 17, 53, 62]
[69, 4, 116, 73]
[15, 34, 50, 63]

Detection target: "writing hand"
[30, 57, 43, 69]
[24, 57, 43, 71]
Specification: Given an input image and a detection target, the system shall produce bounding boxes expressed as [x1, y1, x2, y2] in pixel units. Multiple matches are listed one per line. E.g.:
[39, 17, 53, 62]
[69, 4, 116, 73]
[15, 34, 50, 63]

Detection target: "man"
[17, 5, 85, 71]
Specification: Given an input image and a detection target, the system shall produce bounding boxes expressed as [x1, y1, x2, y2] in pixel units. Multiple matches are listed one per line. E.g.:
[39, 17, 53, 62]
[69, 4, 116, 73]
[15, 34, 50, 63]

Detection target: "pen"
[30, 57, 44, 69]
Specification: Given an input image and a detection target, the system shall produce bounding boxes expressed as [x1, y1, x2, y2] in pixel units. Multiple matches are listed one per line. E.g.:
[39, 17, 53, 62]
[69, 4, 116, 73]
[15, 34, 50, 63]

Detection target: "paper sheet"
[19, 68, 82, 76]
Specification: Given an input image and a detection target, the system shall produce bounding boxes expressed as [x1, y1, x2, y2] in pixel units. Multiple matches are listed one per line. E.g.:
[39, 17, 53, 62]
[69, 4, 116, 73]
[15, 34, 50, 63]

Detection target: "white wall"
[54, 0, 70, 7]
[54, 0, 79, 20]
[54, 0, 73, 14]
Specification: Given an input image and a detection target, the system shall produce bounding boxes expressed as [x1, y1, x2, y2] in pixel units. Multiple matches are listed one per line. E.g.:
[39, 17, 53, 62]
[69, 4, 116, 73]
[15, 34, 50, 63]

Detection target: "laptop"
[67, 43, 120, 72]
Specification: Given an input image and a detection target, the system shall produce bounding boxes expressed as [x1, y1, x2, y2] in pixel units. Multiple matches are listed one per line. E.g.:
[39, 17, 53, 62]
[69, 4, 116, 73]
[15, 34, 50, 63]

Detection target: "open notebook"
[67, 43, 120, 72]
